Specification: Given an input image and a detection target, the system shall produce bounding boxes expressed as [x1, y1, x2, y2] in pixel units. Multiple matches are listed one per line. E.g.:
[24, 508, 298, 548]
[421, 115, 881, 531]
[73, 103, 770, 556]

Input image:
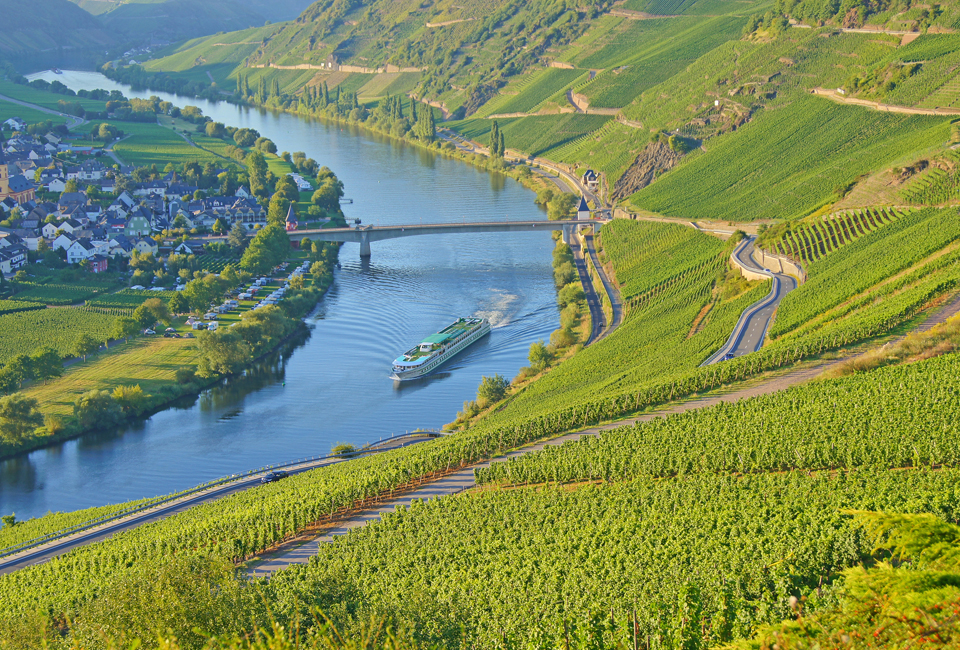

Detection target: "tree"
[227, 221, 249, 251]
[1, 515, 15, 528]
[64, 179, 78, 193]
[182, 274, 225, 313]
[73, 389, 123, 428]
[246, 150, 269, 197]
[490, 121, 500, 157]
[0, 393, 43, 444]
[196, 329, 251, 377]
[142, 298, 171, 325]
[476, 374, 510, 406]
[5, 354, 33, 389]
[132, 305, 155, 329]
[212, 218, 228, 235]
[240, 223, 289, 274]
[112, 316, 140, 342]
[30, 347, 62, 384]
[72, 333, 100, 361]
[267, 195, 291, 227]
[548, 193, 577, 220]
[558, 283, 585, 307]
[528, 340, 553, 371]
[169, 292, 188, 315]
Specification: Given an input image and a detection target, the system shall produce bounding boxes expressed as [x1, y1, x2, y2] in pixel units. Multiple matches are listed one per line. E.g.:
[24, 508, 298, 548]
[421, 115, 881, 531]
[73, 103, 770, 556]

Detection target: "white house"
[2, 118, 26, 131]
[51, 233, 75, 251]
[66, 238, 97, 264]
[47, 178, 67, 193]
[134, 237, 158, 255]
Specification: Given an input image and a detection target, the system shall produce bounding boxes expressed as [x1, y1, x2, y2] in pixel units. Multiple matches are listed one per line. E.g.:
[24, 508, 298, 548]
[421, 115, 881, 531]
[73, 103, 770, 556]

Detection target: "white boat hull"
[391, 321, 491, 381]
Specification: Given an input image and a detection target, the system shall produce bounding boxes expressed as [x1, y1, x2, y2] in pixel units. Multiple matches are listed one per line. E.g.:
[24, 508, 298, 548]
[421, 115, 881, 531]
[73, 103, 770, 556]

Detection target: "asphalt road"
[584, 232, 623, 341]
[703, 237, 798, 365]
[571, 240, 605, 344]
[0, 435, 436, 576]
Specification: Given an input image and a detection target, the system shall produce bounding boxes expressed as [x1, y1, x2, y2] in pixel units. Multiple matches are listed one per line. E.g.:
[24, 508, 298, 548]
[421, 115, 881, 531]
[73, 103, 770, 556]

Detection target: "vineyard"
[765, 207, 907, 264]
[196, 253, 241, 273]
[631, 94, 947, 222]
[12, 282, 118, 306]
[770, 207, 960, 339]
[266, 468, 960, 649]
[899, 151, 960, 205]
[487, 68, 586, 115]
[0, 299, 44, 316]
[477, 350, 960, 486]
[86, 289, 174, 310]
[0, 309, 116, 364]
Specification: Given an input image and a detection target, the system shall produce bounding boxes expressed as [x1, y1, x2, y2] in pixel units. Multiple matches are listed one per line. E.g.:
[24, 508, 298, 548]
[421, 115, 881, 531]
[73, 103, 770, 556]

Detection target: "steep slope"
[0, 0, 117, 71]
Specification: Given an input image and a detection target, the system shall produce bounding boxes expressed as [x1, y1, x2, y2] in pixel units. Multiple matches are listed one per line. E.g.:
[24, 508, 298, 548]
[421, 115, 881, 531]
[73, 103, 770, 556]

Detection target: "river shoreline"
[0, 278, 332, 463]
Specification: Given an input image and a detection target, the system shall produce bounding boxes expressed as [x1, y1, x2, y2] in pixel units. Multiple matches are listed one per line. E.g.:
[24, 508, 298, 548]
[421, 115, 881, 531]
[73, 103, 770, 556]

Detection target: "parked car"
[144, 329, 156, 335]
[165, 328, 176, 333]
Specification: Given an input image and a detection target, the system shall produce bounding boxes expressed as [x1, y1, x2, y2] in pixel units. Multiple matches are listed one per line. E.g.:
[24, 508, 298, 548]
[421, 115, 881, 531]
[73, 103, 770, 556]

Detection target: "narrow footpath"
[248, 291, 960, 578]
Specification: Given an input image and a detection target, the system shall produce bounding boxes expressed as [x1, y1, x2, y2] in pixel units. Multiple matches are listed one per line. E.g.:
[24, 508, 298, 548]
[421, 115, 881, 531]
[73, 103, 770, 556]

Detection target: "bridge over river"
[291, 219, 604, 257]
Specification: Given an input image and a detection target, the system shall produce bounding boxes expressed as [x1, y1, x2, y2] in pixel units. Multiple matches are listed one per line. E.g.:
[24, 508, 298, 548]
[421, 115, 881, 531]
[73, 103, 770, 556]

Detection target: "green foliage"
[528, 339, 553, 371]
[0, 394, 43, 444]
[760, 207, 904, 264]
[73, 389, 123, 428]
[476, 374, 510, 405]
[0, 309, 114, 365]
[632, 95, 947, 222]
[241, 224, 291, 275]
[479, 350, 960, 486]
[771, 207, 960, 339]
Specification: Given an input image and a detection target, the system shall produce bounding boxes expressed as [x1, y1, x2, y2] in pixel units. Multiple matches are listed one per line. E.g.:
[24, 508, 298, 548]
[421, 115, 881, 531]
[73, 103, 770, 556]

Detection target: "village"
[0, 118, 284, 278]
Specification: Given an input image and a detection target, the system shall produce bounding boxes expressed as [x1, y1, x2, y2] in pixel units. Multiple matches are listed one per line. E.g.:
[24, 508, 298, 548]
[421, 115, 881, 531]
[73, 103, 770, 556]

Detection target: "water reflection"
[1, 71, 560, 519]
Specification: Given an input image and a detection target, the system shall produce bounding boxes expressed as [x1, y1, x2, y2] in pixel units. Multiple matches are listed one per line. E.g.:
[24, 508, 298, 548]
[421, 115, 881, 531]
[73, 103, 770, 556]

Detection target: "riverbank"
[0, 267, 336, 462]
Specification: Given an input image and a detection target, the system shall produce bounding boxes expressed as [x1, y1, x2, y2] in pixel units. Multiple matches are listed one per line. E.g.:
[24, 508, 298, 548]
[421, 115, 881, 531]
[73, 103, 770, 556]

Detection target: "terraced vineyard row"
[771, 207, 960, 338]
[477, 351, 960, 486]
[900, 152, 960, 205]
[0, 309, 117, 365]
[265, 468, 960, 649]
[769, 207, 904, 263]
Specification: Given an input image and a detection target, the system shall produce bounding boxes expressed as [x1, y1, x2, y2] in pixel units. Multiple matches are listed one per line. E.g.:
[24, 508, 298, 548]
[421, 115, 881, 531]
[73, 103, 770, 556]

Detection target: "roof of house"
[577, 196, 589, 212]
[286, 203, 298, 224]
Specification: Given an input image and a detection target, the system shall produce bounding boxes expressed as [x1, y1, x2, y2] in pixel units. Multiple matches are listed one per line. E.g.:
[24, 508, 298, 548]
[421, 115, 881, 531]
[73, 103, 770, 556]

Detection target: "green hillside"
[0, 0, 117, 70]
[7, 0, 960, 647]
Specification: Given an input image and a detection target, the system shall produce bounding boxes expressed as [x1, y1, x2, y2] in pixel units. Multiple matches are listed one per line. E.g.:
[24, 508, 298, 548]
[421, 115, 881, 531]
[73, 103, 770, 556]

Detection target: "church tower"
[0, 145, 9, 198]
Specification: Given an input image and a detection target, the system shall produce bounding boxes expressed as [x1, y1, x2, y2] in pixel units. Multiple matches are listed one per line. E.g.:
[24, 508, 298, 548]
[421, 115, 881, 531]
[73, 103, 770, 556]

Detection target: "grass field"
[0, 100, 70, 129]
[630, 94, 948, 221]
[0, 80, 107, 114]
[22, 337, 201, 419]
[112, 121, 226, 168]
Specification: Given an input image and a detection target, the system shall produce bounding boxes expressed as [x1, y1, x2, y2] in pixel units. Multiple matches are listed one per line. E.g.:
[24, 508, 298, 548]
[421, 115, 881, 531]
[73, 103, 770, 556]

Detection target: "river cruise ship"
[391, 317, 491, 380]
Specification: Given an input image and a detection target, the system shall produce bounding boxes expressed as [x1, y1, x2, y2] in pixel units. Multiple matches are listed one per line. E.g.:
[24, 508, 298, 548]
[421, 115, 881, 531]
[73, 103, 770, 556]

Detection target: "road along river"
[0, 71, 560, 520]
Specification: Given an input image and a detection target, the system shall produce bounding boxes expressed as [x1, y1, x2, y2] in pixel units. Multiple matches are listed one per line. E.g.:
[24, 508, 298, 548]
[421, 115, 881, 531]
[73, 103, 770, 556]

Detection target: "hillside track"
[0, 93, 87, 129]
[811, 87, 960, 116]
[0, 434, 437, 576]
[248, 292, 960, 577]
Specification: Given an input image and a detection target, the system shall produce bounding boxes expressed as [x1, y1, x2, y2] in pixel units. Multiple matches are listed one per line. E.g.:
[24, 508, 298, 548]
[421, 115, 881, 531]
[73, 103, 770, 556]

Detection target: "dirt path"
[811, 87, 960, 116]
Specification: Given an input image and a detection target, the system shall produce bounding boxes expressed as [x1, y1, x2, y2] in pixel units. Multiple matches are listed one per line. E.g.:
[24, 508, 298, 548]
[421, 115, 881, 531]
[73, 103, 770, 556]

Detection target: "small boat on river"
[391, 317, 490, 381]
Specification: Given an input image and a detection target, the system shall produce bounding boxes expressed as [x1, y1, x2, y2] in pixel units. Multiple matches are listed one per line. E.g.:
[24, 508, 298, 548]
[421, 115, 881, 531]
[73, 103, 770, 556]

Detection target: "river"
[0, 70, 559, 520]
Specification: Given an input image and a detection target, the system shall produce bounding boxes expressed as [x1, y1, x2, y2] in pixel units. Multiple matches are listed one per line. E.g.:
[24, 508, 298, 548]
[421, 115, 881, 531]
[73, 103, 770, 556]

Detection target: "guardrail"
[0, 431, 444, 562]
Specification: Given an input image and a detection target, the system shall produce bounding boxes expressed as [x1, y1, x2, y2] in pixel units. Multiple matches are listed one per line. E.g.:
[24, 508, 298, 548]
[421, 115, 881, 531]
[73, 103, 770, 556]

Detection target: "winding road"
[702, 236, 798, 366]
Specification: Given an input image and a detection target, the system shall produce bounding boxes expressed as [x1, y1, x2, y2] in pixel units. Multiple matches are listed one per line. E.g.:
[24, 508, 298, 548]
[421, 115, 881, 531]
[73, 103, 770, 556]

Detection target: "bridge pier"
[359, 231, 371, 257]
[562, 224, 573, 246]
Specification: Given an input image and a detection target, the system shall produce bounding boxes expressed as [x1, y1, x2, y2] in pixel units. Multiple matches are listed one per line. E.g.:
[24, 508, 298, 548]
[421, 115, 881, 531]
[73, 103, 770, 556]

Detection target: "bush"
[476, 374, 510, 407]
[553, 261, 577, 288]
[557, 282, 585, 307]
[175, 366, 197, 385]
[550, 327, 576, 349]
